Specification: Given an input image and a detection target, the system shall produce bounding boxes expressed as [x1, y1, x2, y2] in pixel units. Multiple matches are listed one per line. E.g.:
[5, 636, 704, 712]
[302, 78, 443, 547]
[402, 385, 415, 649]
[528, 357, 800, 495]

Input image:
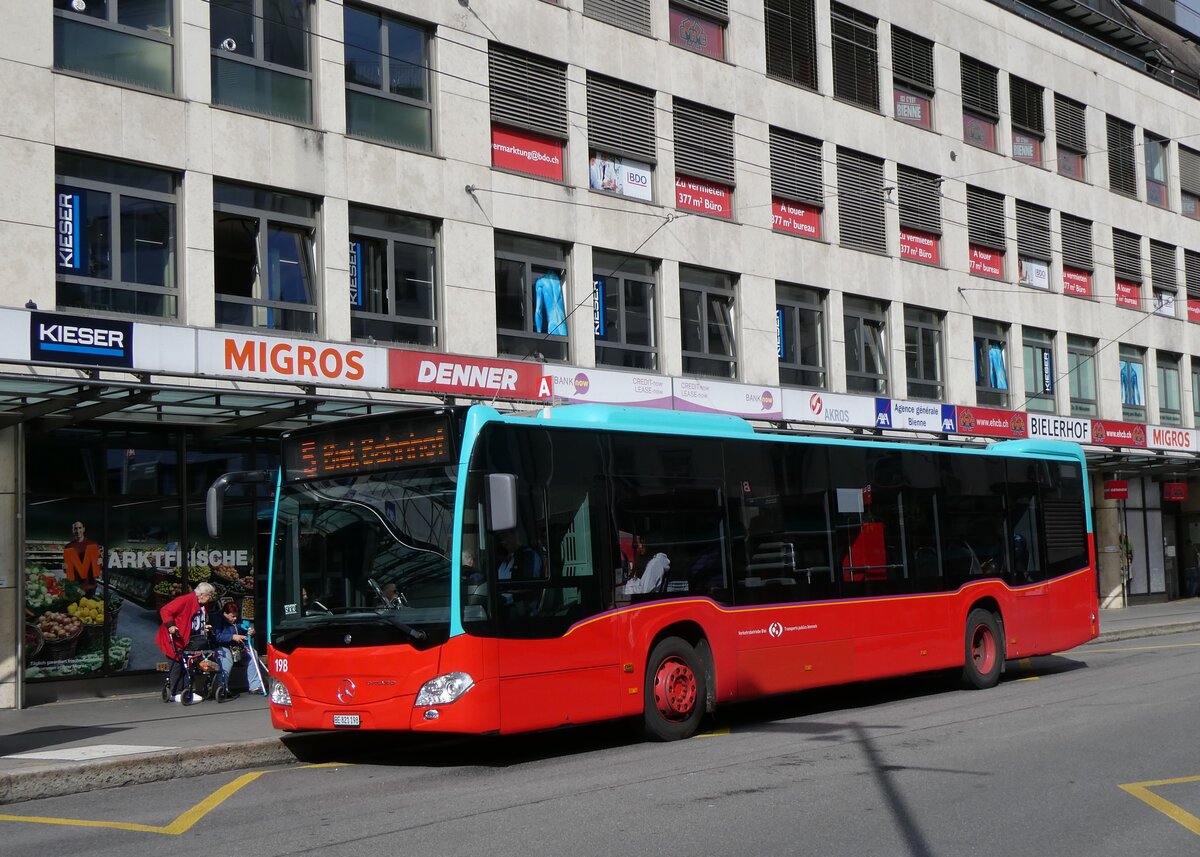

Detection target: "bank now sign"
[389, 349, 551, 400]
[198, 331, 387, 388]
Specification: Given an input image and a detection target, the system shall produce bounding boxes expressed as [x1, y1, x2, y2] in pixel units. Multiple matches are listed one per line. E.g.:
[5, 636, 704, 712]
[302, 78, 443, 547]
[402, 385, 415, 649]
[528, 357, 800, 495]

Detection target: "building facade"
[3, 0, 1200, 707]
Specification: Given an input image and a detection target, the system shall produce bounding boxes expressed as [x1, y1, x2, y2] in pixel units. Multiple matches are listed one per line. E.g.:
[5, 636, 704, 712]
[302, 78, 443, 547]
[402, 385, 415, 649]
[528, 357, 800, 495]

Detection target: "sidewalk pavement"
[3, 598, 1200, 806]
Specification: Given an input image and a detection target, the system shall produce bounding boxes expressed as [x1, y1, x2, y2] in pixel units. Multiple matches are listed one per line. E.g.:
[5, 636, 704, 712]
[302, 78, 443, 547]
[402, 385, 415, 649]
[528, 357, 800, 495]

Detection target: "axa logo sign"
[30, 311, 133, 369]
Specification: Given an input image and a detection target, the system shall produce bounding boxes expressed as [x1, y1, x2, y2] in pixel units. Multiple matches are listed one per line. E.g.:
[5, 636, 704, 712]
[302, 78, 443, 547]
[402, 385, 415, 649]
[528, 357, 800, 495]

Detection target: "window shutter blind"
[488, 44, 568, 138]
[831, 2, 878, 109]
[675, 0, 729, 22]
[583, 0, 652, 36]
[673, 98, 735, 186]
[837, 147, 886, 253]
[588, 73, 657, 163]
[1180, 146, 1200, 196]
[770, 127, 823, 205]
[1016, 200, 1051, 261]
[897, 165, 941, 234]
[1010, 77, 1044, 134]
[961, 56, 998, 117]
[1055, 95, 1086, 153]
[1185, 250, 1200, 298]
[1112, 229, 1142, 282]
[1060, 214, 1093, 270]
[967, 186, 1005, 249]
[1107, 115, 1137, 196]
[1151, 240, 1177, 291]
[891, 27, 934, 94]
[765, 0, 818, 89]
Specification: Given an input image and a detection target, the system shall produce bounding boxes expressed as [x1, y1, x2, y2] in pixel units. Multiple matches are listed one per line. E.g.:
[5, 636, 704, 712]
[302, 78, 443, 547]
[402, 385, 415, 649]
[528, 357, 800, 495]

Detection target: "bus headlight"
[415, 672, 474, 706]
[270, 677, 292, 706]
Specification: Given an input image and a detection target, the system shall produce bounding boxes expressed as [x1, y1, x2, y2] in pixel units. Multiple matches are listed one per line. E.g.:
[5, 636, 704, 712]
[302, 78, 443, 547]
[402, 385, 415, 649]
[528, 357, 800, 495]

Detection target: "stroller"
[161, 631, 222, 705]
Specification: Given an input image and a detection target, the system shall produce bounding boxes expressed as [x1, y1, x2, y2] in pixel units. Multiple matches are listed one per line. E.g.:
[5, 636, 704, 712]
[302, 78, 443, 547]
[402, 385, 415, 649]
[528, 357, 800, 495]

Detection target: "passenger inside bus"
[623, 535, 670, 595]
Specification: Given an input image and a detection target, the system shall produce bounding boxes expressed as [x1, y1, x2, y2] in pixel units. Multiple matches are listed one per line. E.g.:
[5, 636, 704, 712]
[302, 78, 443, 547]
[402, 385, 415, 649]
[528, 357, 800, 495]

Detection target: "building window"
[1157, 352, 1182, 426]
[1022, 327, 1055, 414]
[1055, 94, 1086, 181]
[1151, 240, 1178, 319]
[769, 127, 823, 239]
[830, 3, 878, 110]
[593, 251, 658, 371]
[1060, 213, 1093, 298]
[669, 1, 727, 60]
[1113, 229, 1143, 310]
[1144, 131, 1169, 208]
[584, 0, 652, 36]
[836, 147, 885, 253]
[765, 0, 817, 91]
[53, 0, 174, 94]
[844, 296, 888, 395]
[1119, 344, 1146, 422]
[1106, 115, 1137, 198]
[54, 151, 177, 319]
[680, 266, 737, 378]
[973, 319, 1009, 407]
[967, 185, 1005, 280]
[673, 99, 735, 218]
[343, 5, 432, 152]
[495, 233, 569, 363]
[213, 181, 317, 334]
[587, 74, 656, 201]
[1067, 335, 1097, 417]
[897, 165, 941, 265]
[489, 44, 568, 181]
[348, 206, 437, 347]
[1015, 200, 1051, 291]
[891, 27, 933, 129]
[961, 56, 998, 151]
[1009, 76, 1044, 166]
[904, 307, 943, 400]
[210, 0, 312, 124]
[1187, 250, 1200, 325]
[1181, 146, 1200, 219]
[777, 284, 825, 388]
[1193, 359, 1200, 423]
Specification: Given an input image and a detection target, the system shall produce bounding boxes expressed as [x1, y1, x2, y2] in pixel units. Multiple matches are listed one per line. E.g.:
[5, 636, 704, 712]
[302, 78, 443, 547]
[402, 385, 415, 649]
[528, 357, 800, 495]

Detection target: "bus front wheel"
[643, 637, 707, 741]
[962, 608, 1003, 689]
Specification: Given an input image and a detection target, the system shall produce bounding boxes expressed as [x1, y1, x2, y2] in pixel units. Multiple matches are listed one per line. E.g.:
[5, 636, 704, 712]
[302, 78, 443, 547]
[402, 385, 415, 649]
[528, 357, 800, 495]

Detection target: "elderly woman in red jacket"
[156, 581, 217, 703]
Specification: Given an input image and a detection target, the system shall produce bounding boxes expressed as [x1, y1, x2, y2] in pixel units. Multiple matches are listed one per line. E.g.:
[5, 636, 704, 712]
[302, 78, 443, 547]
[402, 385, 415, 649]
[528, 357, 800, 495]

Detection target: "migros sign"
[198, 331, 386, 387]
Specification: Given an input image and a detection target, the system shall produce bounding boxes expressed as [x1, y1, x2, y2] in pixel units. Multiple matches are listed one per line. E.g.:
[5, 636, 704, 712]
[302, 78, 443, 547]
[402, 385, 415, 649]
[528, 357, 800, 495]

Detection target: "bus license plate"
[332, 714, 360, 728]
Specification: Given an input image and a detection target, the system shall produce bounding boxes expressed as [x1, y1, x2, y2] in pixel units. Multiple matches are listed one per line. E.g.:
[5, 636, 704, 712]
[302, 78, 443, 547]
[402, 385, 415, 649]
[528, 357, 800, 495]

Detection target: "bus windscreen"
[283, 414, 452, 481]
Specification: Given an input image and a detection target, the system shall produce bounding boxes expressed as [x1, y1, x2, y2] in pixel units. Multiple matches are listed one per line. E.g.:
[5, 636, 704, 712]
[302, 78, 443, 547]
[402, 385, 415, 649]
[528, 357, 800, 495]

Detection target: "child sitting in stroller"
[212, 600, 264, 700]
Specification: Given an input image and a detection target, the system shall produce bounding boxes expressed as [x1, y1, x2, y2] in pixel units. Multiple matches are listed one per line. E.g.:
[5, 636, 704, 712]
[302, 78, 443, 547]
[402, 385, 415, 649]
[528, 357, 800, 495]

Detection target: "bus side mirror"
[206, 470, 274, 538]
[486, 473, 518, 532]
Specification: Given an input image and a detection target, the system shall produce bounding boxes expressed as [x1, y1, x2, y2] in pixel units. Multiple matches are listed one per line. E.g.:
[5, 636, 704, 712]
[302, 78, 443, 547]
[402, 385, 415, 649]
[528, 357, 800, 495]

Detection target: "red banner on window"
[491, 125, 564, 181]
[899, 228, 940, 265]
[771, 198, 821, 239]
[968, 244, 1004, 280]
[1162, 482, 1188, 502]
[1115, 279, 1141, 310]
[388, 349, 551, 400]
[894, 90, 932, 129]
[1062, 267, 1092, 297]
[668, 8, 725, 59]
[1091, 419, 1147, 448]
[1103, 480, 1129, 500]
[675, 175, 732, 219]
[954, 406, 1027, 439]
[1189, 298, 1200, 323]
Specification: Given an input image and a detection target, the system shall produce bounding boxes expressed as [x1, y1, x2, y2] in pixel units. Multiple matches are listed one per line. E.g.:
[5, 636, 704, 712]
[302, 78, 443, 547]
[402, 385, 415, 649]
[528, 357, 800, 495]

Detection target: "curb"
[1089, 621, 1200, 645]
[0, 736, 298, 806]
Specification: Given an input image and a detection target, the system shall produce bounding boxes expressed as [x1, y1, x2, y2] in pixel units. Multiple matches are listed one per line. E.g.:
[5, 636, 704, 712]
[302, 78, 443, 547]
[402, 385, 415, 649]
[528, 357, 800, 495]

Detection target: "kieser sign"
[31, 310, 133, 369]
[389, 349, 551, 400]
[197, 331, 387, 388]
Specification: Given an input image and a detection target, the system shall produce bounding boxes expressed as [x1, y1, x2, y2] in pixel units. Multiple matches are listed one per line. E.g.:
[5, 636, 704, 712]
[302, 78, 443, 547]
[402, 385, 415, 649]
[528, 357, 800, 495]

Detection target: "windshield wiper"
[371, 609, 427, 642]
[367, 576, 408, 609]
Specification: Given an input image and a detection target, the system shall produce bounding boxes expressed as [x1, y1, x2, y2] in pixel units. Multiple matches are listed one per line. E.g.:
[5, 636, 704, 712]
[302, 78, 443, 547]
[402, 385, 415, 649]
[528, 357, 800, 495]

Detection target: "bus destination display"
[285, 416, 451, 480]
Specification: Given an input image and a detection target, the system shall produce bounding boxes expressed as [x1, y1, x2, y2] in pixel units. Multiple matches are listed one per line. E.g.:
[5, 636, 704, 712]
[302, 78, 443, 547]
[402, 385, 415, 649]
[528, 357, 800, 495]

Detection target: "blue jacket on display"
[534, 272, 567, 336]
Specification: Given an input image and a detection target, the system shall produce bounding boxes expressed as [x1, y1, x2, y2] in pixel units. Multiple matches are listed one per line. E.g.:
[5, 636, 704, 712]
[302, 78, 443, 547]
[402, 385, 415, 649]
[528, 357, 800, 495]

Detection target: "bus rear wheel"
[643, 637, 707, 741]
[962, 608, 1003, 689]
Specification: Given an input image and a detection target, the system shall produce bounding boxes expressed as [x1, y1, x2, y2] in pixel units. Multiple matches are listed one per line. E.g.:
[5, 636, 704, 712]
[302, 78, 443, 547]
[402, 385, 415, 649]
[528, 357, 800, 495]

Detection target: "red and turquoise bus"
[208, 403, 1098, 741]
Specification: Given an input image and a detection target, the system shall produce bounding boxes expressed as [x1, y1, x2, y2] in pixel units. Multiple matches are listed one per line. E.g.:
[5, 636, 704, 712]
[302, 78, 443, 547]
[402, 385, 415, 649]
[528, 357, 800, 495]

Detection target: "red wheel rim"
[653, 656, 698, 721]
[970, 623, 996, 674]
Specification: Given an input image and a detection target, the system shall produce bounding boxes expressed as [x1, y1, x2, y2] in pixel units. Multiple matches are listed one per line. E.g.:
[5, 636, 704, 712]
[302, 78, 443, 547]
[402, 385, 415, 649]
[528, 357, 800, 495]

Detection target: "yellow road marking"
[0, 763, 347, 835]
[696, 727, 731, 738]
[1120, 775, 1200, 837]
[1089, 642, 1200, 653]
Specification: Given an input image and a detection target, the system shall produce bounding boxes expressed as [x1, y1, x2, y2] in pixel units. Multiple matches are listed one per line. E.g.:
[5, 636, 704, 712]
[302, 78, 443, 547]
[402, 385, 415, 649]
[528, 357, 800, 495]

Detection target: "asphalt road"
[3, 632, 1199, 856]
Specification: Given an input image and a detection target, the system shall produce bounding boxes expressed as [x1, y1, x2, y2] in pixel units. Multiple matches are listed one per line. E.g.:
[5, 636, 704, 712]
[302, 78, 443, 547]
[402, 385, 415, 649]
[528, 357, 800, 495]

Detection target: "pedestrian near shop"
[156, 581, 216, 703]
